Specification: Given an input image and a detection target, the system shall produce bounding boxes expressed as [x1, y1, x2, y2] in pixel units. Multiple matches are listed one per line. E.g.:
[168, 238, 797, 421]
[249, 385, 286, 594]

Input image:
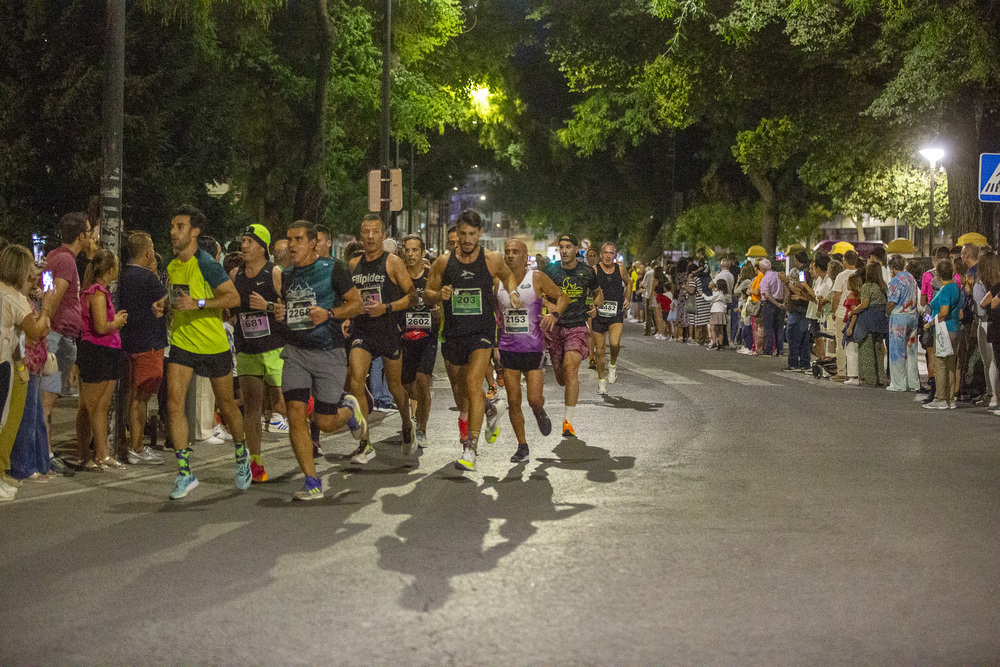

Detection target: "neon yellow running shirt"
[167, 249, 231, 355]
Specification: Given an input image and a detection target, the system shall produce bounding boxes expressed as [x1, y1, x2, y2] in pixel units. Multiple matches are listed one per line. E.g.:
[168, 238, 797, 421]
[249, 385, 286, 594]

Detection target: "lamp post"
[920, 147, 944, 255]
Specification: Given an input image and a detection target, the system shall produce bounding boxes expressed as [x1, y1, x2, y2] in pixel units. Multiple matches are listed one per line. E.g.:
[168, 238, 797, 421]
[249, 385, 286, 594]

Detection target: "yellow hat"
[886, 238, 916, 254]
[832, 241, 855, 254]
[957, 232, 988, 246]
[745, 245, 767, 258]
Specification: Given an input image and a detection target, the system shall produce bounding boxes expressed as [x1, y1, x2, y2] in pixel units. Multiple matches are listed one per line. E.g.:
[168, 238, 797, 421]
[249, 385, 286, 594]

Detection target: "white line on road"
[700, 370, 780, 386]
[617, 360, 702, 384]
[770, 371, 860, 388]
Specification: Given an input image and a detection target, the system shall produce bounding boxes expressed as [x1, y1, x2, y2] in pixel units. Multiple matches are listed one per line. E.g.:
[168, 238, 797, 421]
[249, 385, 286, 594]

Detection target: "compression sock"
[564, 406, 575, 423]
[310, 421, 320, 443]
[468, 433, 480, 453]
[460, 411, 468, 422]
[234, 441, 247, 460]
[175, 448, 192, 476]
[250, 454, 262, 466]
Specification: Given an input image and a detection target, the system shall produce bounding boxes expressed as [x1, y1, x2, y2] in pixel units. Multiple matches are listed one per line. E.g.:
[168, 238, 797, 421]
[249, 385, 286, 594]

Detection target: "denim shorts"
[40, 332, 77, 396]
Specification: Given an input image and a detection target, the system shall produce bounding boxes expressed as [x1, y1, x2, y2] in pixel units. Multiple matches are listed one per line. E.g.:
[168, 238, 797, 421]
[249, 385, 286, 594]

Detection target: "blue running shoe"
[293, 476, 324, 501]
[169, 474, 199, 500]
[235, 449, 251, 491]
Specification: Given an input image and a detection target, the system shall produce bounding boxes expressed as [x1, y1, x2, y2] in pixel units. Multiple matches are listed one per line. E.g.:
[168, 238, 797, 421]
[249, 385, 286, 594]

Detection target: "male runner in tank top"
[164, 204, 248, 500]
[424, 209, 521, 471]
[273, 220, 368, 500]
[346, 214, 416, 465]
[229, 224, 286, 483]
[592, 241, 631, 395]
[499, 239, 568, 463]
[400, 234, 438, 455]
[544, 233, 603, 438]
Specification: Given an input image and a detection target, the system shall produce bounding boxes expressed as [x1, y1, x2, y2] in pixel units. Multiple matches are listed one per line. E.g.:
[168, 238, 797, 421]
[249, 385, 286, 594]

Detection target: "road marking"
[617, 360, 702, 385]
[700, 370, 780, 386]
[770, 371, 860, 388]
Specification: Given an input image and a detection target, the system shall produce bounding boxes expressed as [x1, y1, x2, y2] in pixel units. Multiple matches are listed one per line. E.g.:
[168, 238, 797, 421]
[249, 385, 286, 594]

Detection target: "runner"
[229, 224, 287, 483]
[586, 247, 600, 369]
[544, 233, 602, 437]
[424, 210, 521, 471]
[498, 239, 567, 463]
[273, 220, 367, 500]
[164, 205, 248, 500]
[346, 214, 416, 464]
[399, 234, 438, 454]
[592, 241, 631, 395]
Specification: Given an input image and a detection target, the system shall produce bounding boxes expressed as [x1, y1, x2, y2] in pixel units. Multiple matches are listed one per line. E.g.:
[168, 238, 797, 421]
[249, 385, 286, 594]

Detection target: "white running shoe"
[455, 447, 477, 471]
[415, 429, 427, 449]
[211, 424, 233, 441]
[127, 447, 165, 465]
[485, 397, 506, 444]
[608, 364, 617, 384]
[598, 378, 607, 395]
[197, 435, 225, 445]
[267, 415, 289, 433]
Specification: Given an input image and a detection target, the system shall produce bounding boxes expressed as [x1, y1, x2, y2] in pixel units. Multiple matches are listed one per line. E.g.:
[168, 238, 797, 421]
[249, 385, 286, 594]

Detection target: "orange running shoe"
[562, 419, 576, 438]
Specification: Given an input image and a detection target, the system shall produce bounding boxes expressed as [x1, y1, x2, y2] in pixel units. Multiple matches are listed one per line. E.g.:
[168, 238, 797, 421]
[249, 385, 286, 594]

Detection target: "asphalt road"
[2, 321, 999, 664]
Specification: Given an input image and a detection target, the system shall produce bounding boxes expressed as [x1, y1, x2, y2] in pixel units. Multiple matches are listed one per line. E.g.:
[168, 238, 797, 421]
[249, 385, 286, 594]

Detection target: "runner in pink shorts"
[543, 234, 603, 437]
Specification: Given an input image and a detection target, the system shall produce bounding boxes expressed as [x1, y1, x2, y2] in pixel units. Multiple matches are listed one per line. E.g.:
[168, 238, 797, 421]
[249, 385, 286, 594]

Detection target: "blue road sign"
[980, 153, 1000, 202]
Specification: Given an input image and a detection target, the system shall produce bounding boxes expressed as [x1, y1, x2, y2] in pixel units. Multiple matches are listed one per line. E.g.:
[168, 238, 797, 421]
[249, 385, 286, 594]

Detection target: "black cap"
[557, 233, 579, 247]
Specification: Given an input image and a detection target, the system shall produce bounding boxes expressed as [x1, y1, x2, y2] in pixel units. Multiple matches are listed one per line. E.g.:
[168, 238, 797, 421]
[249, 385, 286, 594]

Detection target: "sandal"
[99, 456, 126, 470]
[79, 459, 103, 472]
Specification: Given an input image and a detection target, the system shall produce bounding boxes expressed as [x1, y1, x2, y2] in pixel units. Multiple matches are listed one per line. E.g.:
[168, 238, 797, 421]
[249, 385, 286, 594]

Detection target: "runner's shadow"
[376, 464, 592, 612]
[533, 437, 636, 483]
[600, 395, 663, 412]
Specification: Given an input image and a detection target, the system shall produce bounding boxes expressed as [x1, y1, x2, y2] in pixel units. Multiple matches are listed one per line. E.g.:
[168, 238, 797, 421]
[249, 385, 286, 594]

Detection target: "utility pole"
[380, 0, 393, 238]
[101, 0, 125, 454]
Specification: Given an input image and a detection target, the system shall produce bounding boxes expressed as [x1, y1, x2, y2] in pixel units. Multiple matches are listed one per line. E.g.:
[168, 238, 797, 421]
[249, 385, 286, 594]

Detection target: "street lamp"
[920, 147, 944, 255]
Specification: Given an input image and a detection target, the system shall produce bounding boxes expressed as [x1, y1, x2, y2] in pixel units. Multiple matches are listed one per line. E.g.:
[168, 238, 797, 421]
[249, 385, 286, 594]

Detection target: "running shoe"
[293, 477, 324, 501]
[235, 448, 251, 490]
[212, 424, 233, 442]
[486, 385, 498, 401]
[598, 378, 607, 395]
[922, 400, 948, 410]
[562, 419, 576, 438]
[127, 447, 165, 465]
[251, 460, 268, 483]
[169, 474, 199, 500]
[343, 394, 368, 441]
[510, 444, 529, 463]
[402, 424, 415, 456]
[350, 440, 376, 465]
[534, 409, 552, 436]
[608, 364, 617, 384]
[198, 435, 225, 446]
[588, 359, 597, 370]
[455, 447, 477, 471]
[415, 429, 427, 449]
[485, 398, 505, 444]
[267, 415, 289, 433]
[312, 441, 324, 458]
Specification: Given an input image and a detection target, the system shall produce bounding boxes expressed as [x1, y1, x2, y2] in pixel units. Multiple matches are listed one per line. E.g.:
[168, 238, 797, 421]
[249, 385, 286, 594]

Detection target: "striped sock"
[175, 448, 192, 476]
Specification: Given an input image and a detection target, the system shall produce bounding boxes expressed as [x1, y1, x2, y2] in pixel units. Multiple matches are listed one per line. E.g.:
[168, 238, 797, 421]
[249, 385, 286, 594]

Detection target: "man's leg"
[412, 373, 432, 432]
[462, 348, 494, 450]
[166, 363, 195, 456]
[381, 355, 412, 433]
[286, 400, 316, 477]
[209, 373, 245, 443]
[833, 314, 846, 377]
[238, 374, 264, 457]
[348, 346, 374, 416]
[562, 351, 583, 412]
[592, 330, 607, 380]
[609, 323, 623, 365]
[503, 368, 526, 445]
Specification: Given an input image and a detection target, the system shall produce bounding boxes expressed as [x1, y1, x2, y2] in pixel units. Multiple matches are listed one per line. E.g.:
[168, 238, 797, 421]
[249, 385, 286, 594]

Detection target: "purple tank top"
[498, 270, 544, 353]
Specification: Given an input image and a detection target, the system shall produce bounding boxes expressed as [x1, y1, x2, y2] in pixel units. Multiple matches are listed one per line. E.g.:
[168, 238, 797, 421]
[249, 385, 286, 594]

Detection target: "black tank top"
[443, 247, 496, 338]
[352, 251, 404, 333]
[596, 263, 626, 318]
[402, 267, 437, 338]
[233, 260, 284, 354]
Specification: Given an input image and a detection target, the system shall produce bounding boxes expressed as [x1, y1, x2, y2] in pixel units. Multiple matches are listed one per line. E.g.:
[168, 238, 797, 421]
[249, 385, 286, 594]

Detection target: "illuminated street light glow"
[471, 86, 491, 115]
[480, 195, 486, 201]
[919, 147, 944, 164]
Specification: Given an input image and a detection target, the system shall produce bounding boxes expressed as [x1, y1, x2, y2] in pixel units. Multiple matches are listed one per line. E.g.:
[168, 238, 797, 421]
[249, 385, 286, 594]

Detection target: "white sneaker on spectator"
[845, 378, 861, 386]
[990, 397, 999, 408]
[0, 478, 17, 500]
[267, 415, 289, 433]
[128, 447, 165, 465]
[198, 436, 225, 445]
[921, 400, 948, 410]
[211, 424, 233, 441]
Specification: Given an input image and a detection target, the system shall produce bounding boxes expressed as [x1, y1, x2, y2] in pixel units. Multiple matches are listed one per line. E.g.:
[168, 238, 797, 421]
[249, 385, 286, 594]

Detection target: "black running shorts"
[351, 323, 401, 360]
[443, 333, 494, 366]
[168, 346, 232, 379]
[592, 312, 624, 334]
[401, 335, 437, 384]
[498, 350, 543, 373]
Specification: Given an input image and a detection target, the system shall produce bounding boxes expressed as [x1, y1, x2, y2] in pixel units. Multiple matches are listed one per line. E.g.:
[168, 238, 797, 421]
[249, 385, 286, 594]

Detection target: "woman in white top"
[701, 280, 730, 349]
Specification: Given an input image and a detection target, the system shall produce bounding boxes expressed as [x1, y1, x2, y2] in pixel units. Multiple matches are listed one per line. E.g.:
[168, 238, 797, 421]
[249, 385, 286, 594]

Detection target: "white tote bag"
[934, 319, 954, 357]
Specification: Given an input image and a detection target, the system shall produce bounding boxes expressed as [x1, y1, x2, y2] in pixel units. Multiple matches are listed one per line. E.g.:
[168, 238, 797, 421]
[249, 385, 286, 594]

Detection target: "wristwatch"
[197, 298, 206, 309]
[266, 302, 275, 314]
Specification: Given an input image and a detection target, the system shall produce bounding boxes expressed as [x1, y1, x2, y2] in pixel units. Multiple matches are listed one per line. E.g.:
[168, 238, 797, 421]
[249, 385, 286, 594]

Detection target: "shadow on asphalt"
[375, 464, 593, 612]
[533, 437, 636, 484]
[598, 395, 664, 412]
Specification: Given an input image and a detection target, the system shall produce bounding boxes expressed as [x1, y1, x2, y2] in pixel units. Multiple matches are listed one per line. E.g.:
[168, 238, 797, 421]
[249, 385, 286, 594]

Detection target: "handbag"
[42, 352, 58, 376]
[746, 299, 761, 317]
[685, 293, 697, 315]
[934, 318, 954, 357]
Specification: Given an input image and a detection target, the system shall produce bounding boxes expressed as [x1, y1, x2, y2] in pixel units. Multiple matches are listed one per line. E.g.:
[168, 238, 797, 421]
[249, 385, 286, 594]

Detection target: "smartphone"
[923, 313, 933, 323]
[42, 270, 53, 293]
[799, 270, 807, 282]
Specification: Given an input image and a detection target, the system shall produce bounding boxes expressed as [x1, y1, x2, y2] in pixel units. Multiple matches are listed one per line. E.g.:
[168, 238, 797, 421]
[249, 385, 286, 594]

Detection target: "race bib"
[504, 309, 529, 335]
[286, 298, 316, 331]
[452, 288, 482, 315]
[598, 301, 619, 318]
[360, 286, 382, 308]
[406, 311, 432, 331]
[239, 312, 270, 339]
